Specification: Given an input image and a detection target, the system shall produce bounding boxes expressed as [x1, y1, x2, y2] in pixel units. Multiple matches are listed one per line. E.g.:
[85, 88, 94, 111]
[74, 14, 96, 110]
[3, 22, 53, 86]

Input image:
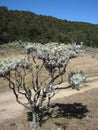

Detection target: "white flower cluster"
[67, 44, 84, 58]
[68, 71, 86, 88]
[0, 58, 31, 77]
[25, 42, 84, 70]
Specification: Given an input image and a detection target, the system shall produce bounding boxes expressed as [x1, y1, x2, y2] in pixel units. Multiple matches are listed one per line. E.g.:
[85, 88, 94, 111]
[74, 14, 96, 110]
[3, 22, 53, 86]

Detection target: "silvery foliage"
[0, 57, 31, 77]
[68, 44, 84, 58]
[25, 42, 84, 69]
[68, 71, 86, 89]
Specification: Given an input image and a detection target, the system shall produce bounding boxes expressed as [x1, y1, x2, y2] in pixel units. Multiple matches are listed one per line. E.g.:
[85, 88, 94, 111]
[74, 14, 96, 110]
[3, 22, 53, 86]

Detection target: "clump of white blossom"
[0, 57, 31, 77]
[68, 71, 86, 89]
[0, 42, 84, 78]
[25, 42, 84, 70]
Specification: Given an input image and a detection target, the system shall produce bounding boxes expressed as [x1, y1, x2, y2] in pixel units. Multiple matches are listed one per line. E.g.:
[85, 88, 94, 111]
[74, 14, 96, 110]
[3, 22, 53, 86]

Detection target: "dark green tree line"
[0, 6, 98, 47]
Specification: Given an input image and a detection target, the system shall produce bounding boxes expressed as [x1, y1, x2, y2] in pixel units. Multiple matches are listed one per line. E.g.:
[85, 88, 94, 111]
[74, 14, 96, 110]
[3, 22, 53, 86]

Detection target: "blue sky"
[0, 0, 98, 24]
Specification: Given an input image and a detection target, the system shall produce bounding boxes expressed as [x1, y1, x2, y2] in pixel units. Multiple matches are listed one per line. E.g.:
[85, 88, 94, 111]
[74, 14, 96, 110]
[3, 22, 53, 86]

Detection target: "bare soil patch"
[42, 87, 98, 130]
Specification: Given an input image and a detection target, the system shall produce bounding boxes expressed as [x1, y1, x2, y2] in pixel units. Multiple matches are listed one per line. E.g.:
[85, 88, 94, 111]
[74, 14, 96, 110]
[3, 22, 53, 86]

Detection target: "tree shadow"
[27, 102, 89, 126]
[49, 103, 89, 119]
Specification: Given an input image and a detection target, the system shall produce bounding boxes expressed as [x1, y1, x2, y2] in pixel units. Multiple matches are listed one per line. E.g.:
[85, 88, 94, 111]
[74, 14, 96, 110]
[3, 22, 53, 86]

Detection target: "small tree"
[0, 42, 85, 129]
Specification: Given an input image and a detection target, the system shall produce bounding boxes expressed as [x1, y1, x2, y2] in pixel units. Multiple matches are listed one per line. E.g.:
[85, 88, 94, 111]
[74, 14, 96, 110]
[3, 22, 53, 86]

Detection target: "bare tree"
[0, 42, 85, 129]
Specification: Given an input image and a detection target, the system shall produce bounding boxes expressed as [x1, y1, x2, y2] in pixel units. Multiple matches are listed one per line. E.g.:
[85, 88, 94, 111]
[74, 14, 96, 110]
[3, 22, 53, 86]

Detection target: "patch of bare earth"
[42, 87, 98, 130]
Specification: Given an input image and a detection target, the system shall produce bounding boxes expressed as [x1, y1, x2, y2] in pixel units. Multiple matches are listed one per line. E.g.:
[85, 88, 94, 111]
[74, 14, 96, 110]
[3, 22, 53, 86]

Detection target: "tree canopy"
[0, 6, 98, 47]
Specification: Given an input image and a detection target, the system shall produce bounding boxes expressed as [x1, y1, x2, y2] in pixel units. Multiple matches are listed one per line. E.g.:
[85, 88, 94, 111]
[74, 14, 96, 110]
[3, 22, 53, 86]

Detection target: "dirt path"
[53, 77, 98, 99]
[0, 89, 24, 124]
[0, 76, 98, 124]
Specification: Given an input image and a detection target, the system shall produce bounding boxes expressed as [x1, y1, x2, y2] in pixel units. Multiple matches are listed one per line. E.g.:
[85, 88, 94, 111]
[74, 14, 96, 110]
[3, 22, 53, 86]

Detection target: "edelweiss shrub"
[0, 42, 85, 129]
[68, 71, 86, 89]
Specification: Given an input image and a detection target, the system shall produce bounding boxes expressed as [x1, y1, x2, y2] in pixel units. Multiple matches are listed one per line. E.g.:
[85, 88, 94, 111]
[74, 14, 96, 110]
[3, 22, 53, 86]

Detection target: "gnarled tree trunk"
[29, 107, 41, 130]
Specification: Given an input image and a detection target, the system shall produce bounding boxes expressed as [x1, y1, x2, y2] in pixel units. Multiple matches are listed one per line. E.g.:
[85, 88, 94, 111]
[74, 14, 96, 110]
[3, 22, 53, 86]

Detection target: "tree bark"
[29, 109, 41, 130]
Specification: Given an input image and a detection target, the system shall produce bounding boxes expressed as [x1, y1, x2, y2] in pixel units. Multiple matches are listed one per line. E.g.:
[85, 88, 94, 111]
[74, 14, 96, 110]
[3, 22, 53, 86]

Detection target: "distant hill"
[0, 6, 98, 47]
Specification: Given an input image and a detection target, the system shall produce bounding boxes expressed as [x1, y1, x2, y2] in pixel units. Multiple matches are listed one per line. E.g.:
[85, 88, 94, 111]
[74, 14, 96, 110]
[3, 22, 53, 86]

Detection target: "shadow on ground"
[50, 103, 89, 119]
[27, 102, 89, 122]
